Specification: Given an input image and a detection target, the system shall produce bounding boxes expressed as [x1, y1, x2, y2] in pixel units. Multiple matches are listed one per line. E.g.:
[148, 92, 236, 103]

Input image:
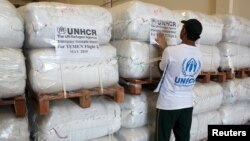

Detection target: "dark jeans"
[155, 107, 193, 141]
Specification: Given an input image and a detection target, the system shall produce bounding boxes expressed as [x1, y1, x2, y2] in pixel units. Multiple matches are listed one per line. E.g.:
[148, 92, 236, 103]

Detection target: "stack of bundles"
[179, 11, 223, 72]
[115, 126, 154, 141]
[189, 82, 223, 140]
[219, 102, 250, 125]
[192, 82, 223, 115]
[19, 2, 119, 94]
[221, 78, 250, 105]
[117, 89, 157, 141]
[218, 15, 250, 71]
[221, 15, 250, 46]
[37, 97, 121, 141]
[0, 0, 26, 98]
[190, 111, 222, 141]
[120, 89, 157, 128]
[0, 107, 29, 141]
[217, 42, 250, 71]
[110, 1, 183, 79]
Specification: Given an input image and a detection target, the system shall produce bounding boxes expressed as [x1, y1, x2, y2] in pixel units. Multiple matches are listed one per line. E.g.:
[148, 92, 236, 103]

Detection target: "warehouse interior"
[1, 0, 250, 141]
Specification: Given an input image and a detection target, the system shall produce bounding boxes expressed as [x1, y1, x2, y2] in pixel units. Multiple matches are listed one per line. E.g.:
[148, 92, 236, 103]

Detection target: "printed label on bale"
[55, 24, 100, 58]
[150, 18, 177, 45]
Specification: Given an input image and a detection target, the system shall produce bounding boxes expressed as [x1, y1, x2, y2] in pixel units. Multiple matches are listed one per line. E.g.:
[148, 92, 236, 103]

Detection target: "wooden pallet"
[197, 71, 226, 83]
[0, 95, 26, 117]
[30, 84, 124, 115]
[119, 78, 160, 95]
[220, 68, 250, 79]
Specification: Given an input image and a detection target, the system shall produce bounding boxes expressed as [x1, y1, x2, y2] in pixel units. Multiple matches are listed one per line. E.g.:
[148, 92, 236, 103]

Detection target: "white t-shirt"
[155, 44, 203, 110]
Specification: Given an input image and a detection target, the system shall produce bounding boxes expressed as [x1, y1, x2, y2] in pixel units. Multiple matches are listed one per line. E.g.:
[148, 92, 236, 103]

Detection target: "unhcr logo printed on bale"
[175, 58, 201, 86]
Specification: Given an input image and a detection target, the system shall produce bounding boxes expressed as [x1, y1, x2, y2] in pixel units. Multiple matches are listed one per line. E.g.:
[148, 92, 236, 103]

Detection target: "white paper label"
[55, 24, 100, 58]
[150, 18, 177, 44]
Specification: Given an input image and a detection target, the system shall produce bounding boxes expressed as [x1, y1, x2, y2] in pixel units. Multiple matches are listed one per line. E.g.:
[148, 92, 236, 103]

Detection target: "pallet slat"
[0, 95, 26, 117]
[30, 84, 124, 115]
[197, 71, 226, 83]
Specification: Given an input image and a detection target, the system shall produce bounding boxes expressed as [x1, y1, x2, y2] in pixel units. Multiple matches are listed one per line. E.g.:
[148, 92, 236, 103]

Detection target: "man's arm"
[155, 32, 168, 72]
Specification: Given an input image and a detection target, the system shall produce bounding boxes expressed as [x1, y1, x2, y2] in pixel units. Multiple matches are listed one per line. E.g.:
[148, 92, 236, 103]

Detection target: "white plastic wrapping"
[19, 2, 112, 48]
[115, 126, 154, 141]
[220, 15, 250, 46]
[219, 102, 249, 125]
[221, 78, 250, 105]
[27, 44, 118, 94]
[0, 49, 26, 98]
[199, 45, 220, 72]
[191, 110, 222, 141]
[120, 89, 157, 128]
[0, 0, 24, 48]
[87, 136, 118, 141]
[193, 82, 223, 115]
[0, 107, 29, 141]
[38, 97, 121, 141]
[218, 42, 250, 70]
[179, 11, 223, 45]
[111, 40, 161, 79]
[110, 1, 183, 46]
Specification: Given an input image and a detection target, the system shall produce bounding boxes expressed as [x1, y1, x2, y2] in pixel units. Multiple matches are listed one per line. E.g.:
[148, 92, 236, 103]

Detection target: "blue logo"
[182, 58, 201, 77]
[174, 58, 201, 86]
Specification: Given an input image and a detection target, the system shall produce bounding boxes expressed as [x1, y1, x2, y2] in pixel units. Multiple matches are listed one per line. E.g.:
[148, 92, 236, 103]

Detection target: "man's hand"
[155, 32, 167, 51]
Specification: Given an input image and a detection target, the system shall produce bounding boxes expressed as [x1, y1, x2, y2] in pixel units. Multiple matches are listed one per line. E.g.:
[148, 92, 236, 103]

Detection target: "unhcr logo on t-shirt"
[174, 58, 201, 86]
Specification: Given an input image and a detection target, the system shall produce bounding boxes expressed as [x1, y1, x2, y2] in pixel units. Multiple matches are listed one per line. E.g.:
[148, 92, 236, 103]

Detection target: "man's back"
[157, 44, 203, 110]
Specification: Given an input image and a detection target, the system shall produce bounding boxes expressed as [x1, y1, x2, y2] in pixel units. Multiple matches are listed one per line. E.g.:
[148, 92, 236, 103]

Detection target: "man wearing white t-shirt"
[154, 19, 203, 141]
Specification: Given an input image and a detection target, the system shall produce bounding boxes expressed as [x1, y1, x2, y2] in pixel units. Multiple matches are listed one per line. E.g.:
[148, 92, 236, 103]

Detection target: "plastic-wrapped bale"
[19, 2, 112, 48]
[87, 136, 118, 141]
[221, 78, 250, 105]
[111, 40, 161, 79]
[193, 82, 223, 115]
[120, 89, 157, 128]
[191, 110, 222, 141]
[0, 107, 29, 141]
[27, 44, 118, 94]
[199, 45, 220, 72]
[179, 11, 223, 45]
[219, 102, 249, 125]
[220, 15, 250, 46]
[110, 1, 183, 46]
[0, 0, 24, 48]
[115, 126, 154, 141]
[0, 49, 26, 98]
[217, 42, 250, 70]
[37, 97, 121, 141]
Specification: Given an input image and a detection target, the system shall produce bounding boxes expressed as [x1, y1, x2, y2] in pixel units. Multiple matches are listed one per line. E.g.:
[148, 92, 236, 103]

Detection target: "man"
[154, 19, 203, 141]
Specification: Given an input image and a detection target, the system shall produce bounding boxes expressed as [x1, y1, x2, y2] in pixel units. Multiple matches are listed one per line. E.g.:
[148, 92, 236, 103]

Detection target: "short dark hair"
[181, 19, 203, 41]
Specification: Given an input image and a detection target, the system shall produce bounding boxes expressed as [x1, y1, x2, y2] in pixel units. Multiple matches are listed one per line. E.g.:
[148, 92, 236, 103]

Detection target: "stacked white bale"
[0, 0, 24, 48]
[111, 40, 160, 79]
[217, 42, 250, 70]
[0, 49, 26, 98]
[120, 89, 157, 128]
[179, 11, 223, 46]
[110, 1, 183, 45]
[221, 78, 250, 105]
[20, 2, 118, 94]
[110, 1, 183, 79]
[193, 82, 223, 115]
[19, 2, 112, 48]
[37, 97, 121, 141]
[0, 107, 29, 141]
[178, 11, 223, 72]
[0, 1, 26, 98]
[219, 102, 249, 125]
[220, 15, 250, 46]
[27, 45, 118, 94]
[115, 126, 154, 141]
